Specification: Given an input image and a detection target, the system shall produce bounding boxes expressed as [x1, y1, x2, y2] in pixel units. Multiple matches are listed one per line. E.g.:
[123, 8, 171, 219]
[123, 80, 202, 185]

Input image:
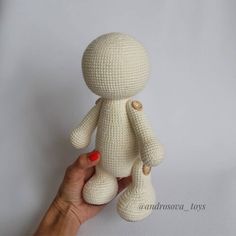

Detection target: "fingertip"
[88, 150, 100, 162]
[73, 151, 100, 170]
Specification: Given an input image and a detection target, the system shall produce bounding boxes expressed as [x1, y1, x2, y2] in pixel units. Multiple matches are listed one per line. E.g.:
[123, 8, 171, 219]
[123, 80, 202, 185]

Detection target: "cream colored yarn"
[82, 33, 149, 99]
[70, 32, 164, 222]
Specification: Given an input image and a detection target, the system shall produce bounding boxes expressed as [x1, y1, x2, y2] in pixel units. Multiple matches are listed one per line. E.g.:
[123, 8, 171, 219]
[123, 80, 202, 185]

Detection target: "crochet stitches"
[70, 32, 164, 221]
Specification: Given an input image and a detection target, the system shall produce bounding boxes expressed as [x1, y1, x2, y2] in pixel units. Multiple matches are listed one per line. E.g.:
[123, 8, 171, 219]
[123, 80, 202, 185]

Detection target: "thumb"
[75, 150, 101, 169]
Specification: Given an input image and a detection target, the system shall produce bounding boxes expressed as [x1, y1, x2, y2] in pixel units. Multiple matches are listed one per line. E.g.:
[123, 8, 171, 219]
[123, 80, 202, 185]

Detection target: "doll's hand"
[70, 129, 91, 149]
[140, 140, 164, 167]
[34, 151, 131, 236]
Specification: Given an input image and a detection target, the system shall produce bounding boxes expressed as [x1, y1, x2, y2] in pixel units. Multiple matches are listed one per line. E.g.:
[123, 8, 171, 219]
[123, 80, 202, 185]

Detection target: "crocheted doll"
[71, 32, 164, 221]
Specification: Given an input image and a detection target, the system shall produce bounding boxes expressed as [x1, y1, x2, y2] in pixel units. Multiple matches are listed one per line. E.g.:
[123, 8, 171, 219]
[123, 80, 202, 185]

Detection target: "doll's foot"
[83, 166, 118, 205]
[117, 158, 156, 221]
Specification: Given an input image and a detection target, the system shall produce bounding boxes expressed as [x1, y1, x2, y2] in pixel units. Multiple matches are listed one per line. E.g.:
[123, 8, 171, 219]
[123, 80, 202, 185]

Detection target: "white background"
[0, 1, 236, 235]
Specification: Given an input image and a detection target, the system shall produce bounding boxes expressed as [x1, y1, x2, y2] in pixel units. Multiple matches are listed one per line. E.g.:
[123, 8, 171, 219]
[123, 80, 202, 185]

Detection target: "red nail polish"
[88, 151, 100, 161]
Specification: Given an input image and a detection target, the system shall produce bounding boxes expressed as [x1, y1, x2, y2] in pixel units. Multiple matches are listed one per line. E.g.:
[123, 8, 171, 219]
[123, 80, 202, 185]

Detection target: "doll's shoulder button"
[131, 100, 143, 111]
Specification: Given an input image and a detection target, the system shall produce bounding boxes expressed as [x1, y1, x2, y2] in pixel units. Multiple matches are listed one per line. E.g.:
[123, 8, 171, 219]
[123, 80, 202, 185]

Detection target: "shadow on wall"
[17, 62, 93, 235]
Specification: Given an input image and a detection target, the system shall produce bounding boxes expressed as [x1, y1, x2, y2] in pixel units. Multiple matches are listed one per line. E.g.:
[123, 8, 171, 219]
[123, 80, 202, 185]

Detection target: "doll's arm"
[126, 100, 164, 167]
[70, 98, 102, 149]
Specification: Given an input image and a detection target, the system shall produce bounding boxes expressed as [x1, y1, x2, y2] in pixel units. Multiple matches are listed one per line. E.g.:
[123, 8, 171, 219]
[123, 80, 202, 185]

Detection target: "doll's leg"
[117, 158, 156, 221]
[83, 165, 118, 204]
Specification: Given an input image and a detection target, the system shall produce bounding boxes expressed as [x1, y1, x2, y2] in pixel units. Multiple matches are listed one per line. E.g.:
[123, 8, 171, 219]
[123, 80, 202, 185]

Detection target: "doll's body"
[70, 33, 164, 221]
[96, 98, 138, 177]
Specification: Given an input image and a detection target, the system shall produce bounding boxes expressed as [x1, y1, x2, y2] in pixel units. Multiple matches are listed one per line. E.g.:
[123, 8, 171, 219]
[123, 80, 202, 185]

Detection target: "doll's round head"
[82, 32, 150, 99]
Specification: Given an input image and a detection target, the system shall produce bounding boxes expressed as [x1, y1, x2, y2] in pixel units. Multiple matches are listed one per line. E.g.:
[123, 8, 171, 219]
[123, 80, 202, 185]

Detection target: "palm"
[56, 153, 131, 223]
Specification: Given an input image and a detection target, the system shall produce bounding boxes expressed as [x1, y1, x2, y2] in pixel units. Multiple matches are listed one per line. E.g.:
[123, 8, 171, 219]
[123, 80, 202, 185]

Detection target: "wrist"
[34, 196, 81, 236]
[53, 196, 82, 225]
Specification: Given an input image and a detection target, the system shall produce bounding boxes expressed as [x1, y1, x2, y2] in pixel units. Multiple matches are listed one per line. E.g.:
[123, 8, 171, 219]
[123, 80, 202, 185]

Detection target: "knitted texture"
[117, 158, 156, 221]
[96, 98, 138, 177]
[126, 100, 164, 166]
[71, 99, 102, 149]
[83, 165, 118, 204]
[82, 32, 149, 99]
[71, 32, 164, 222]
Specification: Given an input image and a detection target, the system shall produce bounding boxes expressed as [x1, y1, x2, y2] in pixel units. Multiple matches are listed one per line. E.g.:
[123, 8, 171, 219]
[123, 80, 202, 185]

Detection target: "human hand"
[34, 151, 131, 236]
[56, 151, 131, 223]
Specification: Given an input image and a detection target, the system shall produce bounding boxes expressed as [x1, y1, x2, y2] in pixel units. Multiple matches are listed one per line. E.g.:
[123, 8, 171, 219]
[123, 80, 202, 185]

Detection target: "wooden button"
[142, 164, 151, 175]
[131, 100, 143, 111]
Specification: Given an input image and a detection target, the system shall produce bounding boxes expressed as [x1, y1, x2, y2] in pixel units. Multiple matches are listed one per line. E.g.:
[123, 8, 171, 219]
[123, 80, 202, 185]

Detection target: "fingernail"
[88, 150, 100, 161]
